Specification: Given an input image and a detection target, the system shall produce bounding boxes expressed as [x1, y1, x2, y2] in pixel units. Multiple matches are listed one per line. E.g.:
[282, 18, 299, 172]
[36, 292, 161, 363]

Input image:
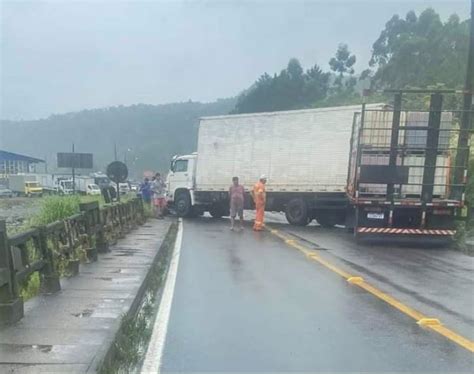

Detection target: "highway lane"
[262, 211, 474, 342]
[151, 217, 473, 373]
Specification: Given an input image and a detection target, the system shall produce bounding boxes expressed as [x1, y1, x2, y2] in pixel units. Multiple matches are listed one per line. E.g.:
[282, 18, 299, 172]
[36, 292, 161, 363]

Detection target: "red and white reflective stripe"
[357, 227, 456, 236]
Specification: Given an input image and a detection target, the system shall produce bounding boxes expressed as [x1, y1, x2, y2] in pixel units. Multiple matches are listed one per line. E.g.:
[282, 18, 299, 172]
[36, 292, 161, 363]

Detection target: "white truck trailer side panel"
[195, 104, 384, 192]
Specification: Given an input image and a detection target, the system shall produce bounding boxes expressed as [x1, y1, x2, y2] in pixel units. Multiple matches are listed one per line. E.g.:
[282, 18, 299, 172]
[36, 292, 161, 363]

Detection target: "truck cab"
[167, 153, 197, 215]
[57, 179, 74, 195]
[24, 181, 42, 197]
[87, 183, 101, 195]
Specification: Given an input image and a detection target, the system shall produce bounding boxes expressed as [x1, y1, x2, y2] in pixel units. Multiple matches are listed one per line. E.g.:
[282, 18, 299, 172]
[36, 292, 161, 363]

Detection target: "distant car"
[130, 183, 139, 192]
[0, 185, 14, 198]
[86, 183, 101, 196]
[119, 183, 130, 195]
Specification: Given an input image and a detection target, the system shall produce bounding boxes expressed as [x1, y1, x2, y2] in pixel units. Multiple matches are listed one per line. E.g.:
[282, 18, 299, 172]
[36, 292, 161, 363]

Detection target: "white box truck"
[8, 175, 43, 197]
[75, 176, 99, 195]
[167, 93, 469, 238]
[167, 104, 385, 226]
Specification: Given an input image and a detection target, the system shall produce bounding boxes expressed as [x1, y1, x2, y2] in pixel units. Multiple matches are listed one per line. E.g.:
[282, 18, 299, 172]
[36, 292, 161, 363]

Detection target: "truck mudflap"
[357, 227, 456, 236]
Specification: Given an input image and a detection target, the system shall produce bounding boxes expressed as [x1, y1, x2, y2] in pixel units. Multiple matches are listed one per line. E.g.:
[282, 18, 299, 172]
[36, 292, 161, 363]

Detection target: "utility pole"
[454, 0, 473, 201]
[114, 143, 118, 161]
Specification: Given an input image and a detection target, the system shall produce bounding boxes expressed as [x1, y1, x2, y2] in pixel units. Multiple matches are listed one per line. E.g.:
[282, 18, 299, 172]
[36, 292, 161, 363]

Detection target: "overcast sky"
[0, 0, 470, 120]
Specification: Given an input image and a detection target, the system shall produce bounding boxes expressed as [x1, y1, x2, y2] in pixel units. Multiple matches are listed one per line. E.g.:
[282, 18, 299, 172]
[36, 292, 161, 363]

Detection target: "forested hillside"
[0, 99, 235, 177]
[233, 8, 471, 113]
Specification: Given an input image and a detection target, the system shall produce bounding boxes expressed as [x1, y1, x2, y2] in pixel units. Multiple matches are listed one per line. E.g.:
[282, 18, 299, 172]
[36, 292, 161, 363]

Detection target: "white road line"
[141, 218, 183, 373]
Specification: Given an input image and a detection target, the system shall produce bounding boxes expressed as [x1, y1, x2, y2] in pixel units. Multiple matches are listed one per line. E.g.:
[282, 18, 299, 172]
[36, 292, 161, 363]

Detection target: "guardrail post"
[125, 201, 133, 232]
[138, 197, 146, 224]
[38, 227, 61, 294]
[96, 209, 109, 254]
[79, 202, 99, 262]
[117, 204, 126, 239]
[0, 221, 24, 325]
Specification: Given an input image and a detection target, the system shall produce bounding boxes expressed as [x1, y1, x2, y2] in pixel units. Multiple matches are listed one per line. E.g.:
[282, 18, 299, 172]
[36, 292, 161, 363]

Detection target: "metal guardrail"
[0, 197, 146, 326]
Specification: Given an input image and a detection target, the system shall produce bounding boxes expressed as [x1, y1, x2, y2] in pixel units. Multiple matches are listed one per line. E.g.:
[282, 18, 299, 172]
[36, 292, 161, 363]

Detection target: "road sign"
[57, 152, 93, 169]
[106, 161, 128, 183]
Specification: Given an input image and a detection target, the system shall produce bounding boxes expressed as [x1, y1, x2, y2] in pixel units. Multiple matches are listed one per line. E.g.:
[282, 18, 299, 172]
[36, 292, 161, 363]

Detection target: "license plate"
[367, 213, 384, 220]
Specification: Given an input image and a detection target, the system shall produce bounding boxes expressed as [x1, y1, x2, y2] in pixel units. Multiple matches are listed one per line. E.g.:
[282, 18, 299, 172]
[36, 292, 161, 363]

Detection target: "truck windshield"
[95, 177, 110, 185]
[174, 160, 188, 172]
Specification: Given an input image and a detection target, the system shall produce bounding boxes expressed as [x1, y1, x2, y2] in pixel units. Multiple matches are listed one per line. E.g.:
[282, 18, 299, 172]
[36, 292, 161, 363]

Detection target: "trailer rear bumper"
[357, 227, 456, 236]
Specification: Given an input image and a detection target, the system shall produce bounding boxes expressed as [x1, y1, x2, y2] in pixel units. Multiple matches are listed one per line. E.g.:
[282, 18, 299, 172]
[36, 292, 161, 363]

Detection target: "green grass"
[31, 195, 81, 226]
[20, 272, 41, 300]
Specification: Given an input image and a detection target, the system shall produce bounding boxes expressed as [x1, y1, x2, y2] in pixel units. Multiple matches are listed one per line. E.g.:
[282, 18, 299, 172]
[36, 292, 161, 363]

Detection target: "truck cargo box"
[196, 104, 385, 193]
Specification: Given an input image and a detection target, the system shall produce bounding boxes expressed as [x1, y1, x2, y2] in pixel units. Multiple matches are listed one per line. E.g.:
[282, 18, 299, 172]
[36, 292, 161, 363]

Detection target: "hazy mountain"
[0, 98, 236, 179]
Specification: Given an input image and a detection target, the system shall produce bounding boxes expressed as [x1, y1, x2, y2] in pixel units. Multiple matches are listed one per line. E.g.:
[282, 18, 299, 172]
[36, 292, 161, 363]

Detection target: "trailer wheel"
[175, 192, 192, 217]
[285, 198, 310, 226]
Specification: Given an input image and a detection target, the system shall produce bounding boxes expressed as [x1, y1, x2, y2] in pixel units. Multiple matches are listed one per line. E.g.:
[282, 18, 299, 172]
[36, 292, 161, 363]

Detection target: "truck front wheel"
[285, 198, 310, 226]
[175, 193, 192, 217]
[209, 204, 228, 219]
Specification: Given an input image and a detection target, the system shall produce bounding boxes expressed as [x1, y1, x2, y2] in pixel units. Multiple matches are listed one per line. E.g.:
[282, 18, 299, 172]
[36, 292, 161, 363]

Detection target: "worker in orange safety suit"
[251, 175, 267, 231]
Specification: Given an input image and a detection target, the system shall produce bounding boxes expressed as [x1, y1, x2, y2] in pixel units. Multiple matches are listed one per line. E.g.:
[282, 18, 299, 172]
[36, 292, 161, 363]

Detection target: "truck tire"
[285, 198, 310, 226]
[175, 193, 192, 217]
[209, 204, 227, 219]
[315, 212, 341, 228]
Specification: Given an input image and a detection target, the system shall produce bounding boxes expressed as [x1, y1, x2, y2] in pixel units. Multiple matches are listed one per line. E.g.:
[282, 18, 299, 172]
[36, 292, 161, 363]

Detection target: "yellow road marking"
[417, 318, 441, 326]
[347, 276, 364, 284]
[268, 226, 474, 353]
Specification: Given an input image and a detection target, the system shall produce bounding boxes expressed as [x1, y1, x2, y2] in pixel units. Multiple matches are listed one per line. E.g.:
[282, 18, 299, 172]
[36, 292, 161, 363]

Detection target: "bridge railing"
[0, 197, 146, 326]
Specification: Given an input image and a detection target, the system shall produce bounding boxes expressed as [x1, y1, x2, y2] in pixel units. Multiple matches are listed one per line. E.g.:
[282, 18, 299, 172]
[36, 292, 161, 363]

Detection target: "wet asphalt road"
[160, 217, 473, 373]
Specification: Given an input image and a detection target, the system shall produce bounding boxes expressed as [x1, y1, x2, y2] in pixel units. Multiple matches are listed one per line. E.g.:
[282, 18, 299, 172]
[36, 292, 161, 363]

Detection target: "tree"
[303, 64, 330, 105]
[369, 8, 470, 89]
[329, 44, 357, 90]
[233, 58, 330, 114]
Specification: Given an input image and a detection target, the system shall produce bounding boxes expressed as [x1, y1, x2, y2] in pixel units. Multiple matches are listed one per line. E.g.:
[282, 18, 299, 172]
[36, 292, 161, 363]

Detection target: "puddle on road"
[103, 298, 126, 303]
[71, 309, 93, 318]
[94, 277, 113, 281]
[31, 344, 53, 353]
[0, 343, 54, 354]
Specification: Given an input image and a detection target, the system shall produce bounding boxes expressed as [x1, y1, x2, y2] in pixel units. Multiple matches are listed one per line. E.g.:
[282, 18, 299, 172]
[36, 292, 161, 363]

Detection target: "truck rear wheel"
[175, 193, 192, 217]
[285, 198, 310, 226]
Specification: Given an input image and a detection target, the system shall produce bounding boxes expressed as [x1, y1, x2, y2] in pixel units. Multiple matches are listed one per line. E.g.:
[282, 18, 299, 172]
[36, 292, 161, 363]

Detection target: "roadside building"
[0, 150, 44, 178]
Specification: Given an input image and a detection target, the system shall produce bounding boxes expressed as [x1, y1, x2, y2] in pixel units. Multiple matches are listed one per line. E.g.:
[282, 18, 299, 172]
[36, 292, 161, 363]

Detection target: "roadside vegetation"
[6, 194, 135, 300]
[31, 195, 81, 226]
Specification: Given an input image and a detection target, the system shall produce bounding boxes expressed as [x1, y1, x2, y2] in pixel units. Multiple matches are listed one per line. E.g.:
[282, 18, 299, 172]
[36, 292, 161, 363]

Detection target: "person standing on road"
[151, 173, 166, 219]
[251, 175, 267, 231]
[139, 177, 152, 204]
[229, 176, 245, 231]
